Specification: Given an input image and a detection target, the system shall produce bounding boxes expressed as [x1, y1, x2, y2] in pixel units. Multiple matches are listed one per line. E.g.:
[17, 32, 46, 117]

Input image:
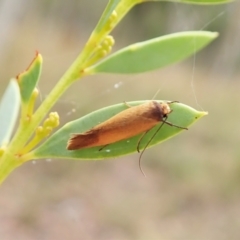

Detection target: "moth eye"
[163, 114, 167, 118]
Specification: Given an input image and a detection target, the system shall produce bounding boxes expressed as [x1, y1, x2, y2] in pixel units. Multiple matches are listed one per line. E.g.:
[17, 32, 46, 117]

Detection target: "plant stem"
[0, 152, 22, 184]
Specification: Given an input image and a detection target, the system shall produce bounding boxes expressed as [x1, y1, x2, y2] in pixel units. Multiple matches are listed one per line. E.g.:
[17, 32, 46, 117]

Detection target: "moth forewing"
[67, 101, 186, 151]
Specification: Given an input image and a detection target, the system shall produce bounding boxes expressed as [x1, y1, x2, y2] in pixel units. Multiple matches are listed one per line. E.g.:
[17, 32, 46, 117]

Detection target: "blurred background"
[0, 0, 240, 239]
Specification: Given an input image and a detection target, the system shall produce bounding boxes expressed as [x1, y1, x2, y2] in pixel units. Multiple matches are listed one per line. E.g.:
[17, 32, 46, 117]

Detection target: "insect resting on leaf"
[67, 101, 188, 175]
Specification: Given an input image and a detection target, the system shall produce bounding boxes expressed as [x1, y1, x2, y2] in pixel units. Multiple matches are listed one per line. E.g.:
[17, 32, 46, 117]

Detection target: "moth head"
[160, 102, 172, 117]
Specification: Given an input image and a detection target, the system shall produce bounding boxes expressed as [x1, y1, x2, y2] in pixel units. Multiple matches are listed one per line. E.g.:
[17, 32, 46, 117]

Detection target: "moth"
[67, 101, 187, 151]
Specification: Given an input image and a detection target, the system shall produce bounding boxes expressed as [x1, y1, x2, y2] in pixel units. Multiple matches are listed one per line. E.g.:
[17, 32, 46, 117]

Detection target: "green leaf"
[32, 101, 207, 160]
[0, 79, 20, 146]
[152, 0, 233, 5]
[17, 52, 42, 103]
[86, 31, 218, 74]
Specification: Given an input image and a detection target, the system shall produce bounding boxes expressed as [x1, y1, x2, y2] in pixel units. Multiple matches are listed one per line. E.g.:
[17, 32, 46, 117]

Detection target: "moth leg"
[99, 144, 109, 151]
[136, 130, 150, 153]
[164, 120, 188, 130]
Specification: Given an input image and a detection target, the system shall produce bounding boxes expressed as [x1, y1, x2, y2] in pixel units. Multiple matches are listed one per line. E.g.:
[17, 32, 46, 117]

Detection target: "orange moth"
[67, 101, 187, 153]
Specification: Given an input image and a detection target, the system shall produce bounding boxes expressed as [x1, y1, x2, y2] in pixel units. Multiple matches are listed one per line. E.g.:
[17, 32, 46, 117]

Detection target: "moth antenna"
[138, 121, 165, 177]
[139, 154, 146, 177]
[137, 130, 150, 153]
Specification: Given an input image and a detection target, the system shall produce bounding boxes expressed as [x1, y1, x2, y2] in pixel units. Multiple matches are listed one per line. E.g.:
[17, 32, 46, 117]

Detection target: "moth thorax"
[161, 103, 171, 115]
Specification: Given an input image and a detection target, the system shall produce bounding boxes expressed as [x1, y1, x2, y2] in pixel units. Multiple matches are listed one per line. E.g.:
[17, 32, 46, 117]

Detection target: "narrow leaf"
[0, 79, 20, 146]
[17, 52, 42, 103]
[86, 31, 218, 74]
[32, 101, 207, 160]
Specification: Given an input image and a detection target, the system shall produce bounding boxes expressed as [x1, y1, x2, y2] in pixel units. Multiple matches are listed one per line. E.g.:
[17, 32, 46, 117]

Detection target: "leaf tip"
[211, 32, 219, 38]
[196, 111, 208, 119]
